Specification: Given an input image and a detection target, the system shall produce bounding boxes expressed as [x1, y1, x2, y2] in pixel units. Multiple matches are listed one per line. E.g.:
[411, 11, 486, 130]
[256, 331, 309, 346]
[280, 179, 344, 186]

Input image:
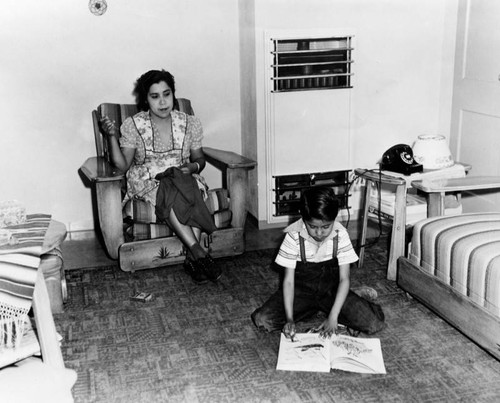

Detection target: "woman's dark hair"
[133, 69, 177, 111]
[299, 186, 339, 222]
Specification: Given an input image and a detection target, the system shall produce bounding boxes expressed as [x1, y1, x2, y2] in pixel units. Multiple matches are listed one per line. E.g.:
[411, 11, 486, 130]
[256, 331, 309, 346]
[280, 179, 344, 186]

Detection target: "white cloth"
[381, 163, 466, 187]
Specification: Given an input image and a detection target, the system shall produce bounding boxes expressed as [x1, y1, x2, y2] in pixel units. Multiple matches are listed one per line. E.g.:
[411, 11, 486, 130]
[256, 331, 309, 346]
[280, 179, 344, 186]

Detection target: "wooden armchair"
[80, 99, 256, 272]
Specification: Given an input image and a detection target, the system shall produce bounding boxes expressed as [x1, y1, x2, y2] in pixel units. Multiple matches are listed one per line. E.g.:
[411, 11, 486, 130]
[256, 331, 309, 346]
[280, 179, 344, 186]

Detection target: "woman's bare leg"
[167, 209, 205, 260]
[192, 226, 202, 242]
[167, 209, 221, 282]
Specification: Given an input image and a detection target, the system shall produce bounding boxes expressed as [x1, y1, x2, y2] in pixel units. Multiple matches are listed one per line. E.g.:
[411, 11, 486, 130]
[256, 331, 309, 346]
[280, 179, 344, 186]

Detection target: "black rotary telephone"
[380, 144, 423, 175]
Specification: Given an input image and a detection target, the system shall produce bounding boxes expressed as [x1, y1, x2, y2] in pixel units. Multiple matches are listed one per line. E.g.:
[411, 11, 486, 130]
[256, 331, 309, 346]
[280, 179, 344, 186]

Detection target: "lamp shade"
[412, 135, 454, 170]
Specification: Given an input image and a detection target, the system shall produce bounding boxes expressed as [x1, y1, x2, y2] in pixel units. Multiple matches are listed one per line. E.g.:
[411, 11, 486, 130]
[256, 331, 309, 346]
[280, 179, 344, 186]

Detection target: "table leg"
[357, 181, 371, 268]
[427, 192, 445, 217]
[387, 183, 407, 281]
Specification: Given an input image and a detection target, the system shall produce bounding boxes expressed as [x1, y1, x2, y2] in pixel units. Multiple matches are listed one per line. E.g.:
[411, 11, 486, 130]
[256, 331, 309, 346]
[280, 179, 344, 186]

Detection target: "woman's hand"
[99, 116, 119, 139]
[282, 320, 296, 341]
[179, 162, 198, 175]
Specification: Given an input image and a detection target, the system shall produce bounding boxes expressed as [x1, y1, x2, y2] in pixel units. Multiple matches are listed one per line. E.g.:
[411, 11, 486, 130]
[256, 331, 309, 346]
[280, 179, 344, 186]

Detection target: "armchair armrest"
[80, 156, 125, 183]
[411, 176, 500, 217]
[80, 157, 125, 259]
[204, 147, 257, 228]
[204, 147, 257, 171]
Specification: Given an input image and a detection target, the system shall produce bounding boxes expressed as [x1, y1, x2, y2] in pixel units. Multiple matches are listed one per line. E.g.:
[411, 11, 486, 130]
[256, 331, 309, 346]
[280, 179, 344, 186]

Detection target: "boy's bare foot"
[353, 286, 378, 302]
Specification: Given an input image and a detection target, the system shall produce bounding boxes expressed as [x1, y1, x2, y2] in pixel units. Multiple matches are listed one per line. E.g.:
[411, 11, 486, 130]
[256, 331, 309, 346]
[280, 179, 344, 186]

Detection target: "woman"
[100, 69, 221, 284]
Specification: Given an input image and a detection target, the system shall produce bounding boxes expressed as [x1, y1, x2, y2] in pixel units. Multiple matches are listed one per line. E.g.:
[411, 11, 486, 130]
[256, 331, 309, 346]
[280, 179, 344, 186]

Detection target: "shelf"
[273, 170, 351, 217]
[272, 47, 354, 55]
[271, 61, 353, 68]
[273, 73, 353, 80]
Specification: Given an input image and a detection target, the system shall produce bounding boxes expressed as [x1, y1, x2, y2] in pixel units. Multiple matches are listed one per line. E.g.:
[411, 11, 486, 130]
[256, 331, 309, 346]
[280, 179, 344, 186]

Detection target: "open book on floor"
[276, 333, 386, 374]
[276, 333, 331, 373]
[330, 334, 386, 374]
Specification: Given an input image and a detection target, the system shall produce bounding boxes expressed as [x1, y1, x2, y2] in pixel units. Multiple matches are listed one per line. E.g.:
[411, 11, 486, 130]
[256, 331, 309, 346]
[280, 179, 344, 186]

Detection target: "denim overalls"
[252, 233, 385, 335]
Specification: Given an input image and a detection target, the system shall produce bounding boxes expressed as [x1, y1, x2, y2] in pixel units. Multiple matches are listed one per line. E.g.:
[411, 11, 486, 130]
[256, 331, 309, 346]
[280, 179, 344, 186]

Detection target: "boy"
[251, 186, 385, 339]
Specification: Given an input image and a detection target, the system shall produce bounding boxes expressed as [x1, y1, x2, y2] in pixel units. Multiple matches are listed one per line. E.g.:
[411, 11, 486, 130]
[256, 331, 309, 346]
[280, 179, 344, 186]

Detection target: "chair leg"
[33, 270, 65, 369]
[95, 180, 124, 259]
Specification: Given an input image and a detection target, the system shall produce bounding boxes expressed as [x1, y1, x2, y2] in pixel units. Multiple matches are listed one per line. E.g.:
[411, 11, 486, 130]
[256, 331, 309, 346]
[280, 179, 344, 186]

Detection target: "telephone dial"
[380, 144, 423, 175]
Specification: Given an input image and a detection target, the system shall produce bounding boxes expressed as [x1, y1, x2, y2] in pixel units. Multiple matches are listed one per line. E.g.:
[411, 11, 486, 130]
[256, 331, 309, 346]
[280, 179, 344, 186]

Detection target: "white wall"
[0, 0, 240, 232]
[0, 0, 459, 233]
[244, 0, 458, 225]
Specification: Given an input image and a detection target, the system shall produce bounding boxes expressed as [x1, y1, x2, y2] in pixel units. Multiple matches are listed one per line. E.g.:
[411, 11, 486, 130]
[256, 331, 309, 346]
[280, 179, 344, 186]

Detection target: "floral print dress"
[119, 109, 205, 207]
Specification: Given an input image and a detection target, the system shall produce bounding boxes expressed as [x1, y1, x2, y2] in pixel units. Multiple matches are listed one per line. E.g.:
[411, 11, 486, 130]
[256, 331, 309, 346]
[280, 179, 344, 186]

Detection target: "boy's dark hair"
[133, 69, 178, 111]
[299, 186, 339, 222]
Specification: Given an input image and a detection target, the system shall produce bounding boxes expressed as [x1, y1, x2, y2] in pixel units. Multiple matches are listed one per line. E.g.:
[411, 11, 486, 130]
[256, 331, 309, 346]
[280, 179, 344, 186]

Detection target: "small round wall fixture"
[89, 0, 108, 16]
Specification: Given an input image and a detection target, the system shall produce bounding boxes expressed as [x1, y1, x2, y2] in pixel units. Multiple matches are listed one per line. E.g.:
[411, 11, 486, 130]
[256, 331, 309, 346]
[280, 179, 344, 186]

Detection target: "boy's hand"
[282, 321, 296, 341]
[317, 317, 338, 338]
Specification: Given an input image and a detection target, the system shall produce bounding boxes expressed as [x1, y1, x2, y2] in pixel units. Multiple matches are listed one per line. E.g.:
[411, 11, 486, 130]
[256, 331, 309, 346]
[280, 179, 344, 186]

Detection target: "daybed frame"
[398, 256, 500, 361]
[397, 175, 500, 361]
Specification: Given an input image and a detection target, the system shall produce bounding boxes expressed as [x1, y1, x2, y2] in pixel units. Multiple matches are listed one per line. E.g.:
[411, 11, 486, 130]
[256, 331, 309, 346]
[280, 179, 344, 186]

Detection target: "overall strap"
[299, 236, 307, 263]
[332, 230, 339, 258]
[299, 230, 339, 263]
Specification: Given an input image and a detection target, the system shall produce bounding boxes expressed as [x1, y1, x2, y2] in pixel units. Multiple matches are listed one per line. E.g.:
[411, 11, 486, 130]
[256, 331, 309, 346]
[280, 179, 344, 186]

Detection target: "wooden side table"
[411, 176, 500, 216]
[355, 169, 407, 281]
[355, 163, 471, 281]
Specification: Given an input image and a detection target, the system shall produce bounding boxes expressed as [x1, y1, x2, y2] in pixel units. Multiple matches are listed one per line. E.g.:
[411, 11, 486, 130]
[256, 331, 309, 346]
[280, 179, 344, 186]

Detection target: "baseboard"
[66, 230, 98, 241]
[67, 219, 94, 233]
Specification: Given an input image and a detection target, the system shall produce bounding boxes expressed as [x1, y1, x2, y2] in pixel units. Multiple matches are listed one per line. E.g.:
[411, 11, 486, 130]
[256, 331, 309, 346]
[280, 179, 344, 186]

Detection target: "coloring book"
[330, 334, 386, 374]
[276, 333, 386, 374]
[276, 333, 331, 373]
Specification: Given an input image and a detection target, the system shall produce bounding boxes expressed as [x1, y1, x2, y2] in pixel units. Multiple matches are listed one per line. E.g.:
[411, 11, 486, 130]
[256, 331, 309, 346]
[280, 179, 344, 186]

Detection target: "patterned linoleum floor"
[55, 241, 500, 403]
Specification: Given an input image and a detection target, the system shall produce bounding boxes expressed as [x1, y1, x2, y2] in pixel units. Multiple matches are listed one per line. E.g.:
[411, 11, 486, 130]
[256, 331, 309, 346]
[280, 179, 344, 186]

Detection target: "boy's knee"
[366, 303, 386, 334]
[251, 309, 268, 331]
[366, 320, 387, 334]
[251, 308, 280, 333]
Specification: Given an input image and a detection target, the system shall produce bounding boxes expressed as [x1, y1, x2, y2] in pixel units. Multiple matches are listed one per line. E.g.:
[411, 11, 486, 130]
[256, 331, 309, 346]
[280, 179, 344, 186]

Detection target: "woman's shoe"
[183, 258, 209, 285]
[197, 254, 222, 282]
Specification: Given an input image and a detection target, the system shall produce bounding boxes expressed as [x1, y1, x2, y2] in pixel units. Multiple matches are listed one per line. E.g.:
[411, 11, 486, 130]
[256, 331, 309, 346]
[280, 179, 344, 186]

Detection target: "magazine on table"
[276, 332, 386, 374]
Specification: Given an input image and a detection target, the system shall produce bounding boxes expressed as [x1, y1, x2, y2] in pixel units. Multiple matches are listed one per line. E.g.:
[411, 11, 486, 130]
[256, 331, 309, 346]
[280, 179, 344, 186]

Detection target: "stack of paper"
[369, 189, 427, 225]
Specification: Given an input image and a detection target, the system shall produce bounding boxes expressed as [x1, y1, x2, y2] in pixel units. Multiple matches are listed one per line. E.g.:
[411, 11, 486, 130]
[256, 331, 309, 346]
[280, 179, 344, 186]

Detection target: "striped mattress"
[409, 213, 500, 317]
